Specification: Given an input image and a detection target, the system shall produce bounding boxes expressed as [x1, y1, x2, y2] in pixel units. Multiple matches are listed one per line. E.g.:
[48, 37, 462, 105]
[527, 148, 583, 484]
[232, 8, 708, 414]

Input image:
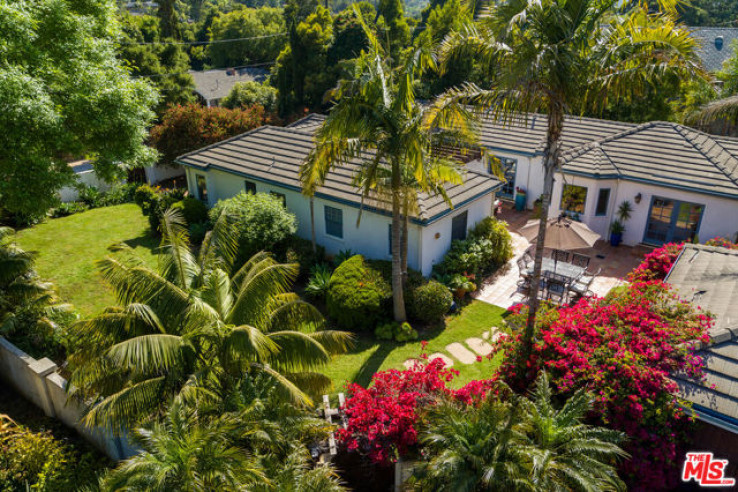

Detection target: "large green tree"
[206, 6, 287, 67]
[437, 0, 704, 356]
[301, 13, 476, 322]
[0, 0, 158, 223]
[68, 209, 351, 429]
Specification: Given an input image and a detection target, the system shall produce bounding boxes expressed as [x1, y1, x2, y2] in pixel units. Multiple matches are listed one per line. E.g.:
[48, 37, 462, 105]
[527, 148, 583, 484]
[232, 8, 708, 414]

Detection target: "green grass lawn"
[16, 204, 159, 317]
[323, 301, 509, 392]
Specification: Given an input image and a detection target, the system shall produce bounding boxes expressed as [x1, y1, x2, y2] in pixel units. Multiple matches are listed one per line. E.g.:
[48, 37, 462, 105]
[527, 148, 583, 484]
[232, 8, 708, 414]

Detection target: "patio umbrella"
[519, 215, 600, 251]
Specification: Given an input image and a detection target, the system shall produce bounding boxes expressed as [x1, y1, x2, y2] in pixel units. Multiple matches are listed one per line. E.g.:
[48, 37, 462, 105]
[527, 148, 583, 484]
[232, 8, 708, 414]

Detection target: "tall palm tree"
[412, 373, 627, 491]
[688, 94, 738, 129]
[434, 0, 705, 359]
[301, 9, 478, 321]
[68, 209, 351, 429]
[101, 397, 267, 491]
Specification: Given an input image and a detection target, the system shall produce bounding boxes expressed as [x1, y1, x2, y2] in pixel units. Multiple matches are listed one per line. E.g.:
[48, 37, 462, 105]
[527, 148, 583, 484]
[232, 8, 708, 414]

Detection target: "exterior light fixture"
[634, 193, 642, 204]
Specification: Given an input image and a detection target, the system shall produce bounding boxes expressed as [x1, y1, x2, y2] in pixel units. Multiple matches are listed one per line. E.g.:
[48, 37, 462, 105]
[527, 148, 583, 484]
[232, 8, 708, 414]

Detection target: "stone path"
[466, 337, 493, 357]
[403, 327, 503, 369]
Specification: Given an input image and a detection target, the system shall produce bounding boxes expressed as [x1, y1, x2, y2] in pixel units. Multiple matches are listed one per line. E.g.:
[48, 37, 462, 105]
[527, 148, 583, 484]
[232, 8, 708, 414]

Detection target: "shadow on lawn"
[121, 230, 160, 253]
[352, 341, 396, 388]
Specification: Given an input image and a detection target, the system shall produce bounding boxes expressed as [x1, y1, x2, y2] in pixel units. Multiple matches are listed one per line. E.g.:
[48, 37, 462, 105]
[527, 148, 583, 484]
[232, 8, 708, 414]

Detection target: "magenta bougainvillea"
[628, 242, 684, 282]
[496, 281, 711, 490]
[337, 347, 495, 466]
[705, 237, 738, 249]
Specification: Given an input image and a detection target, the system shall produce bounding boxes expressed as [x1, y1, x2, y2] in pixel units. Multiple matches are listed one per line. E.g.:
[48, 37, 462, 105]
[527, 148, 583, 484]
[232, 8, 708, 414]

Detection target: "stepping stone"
[403, 358, 421, 370]
[427, 353, 454, 367]
[482, 331, 489, 340]
[446, 343, 477, 364]
[466, 337, 493, 357]
[490, 332, 503, 343]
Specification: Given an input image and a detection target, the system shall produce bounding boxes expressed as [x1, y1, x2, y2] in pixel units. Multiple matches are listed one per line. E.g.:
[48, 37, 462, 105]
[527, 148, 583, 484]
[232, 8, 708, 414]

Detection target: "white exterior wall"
[549, 173, 738, 246]
[185, 167, 495, 275]
[145, 163, 185, 185]
[58, 169, 114, 202]
[482, 151, 541, 207]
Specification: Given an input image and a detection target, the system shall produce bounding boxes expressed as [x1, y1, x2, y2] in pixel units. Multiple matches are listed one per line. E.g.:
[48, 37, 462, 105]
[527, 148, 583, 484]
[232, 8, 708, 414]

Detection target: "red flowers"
[498, 280, 711, 490]
[628, 243, 684, 282]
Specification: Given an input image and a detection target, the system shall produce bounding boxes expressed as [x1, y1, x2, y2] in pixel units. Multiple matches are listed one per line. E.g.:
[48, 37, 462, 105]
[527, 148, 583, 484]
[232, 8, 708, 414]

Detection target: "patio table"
[523, 258, 586, 282]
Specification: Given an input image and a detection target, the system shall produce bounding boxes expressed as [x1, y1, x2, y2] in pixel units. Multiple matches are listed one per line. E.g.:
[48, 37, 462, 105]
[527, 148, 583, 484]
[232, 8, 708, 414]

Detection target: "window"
[324, 206, 343, 239]
[492, 157, 517, 198]
[244, 180, 256, 194]
[196, 175, 208, 202]
[595, 188, 610, 216]
[270, 192, 286, 207]
[451, 211, 468, 241]
[560, 185, 588, 215]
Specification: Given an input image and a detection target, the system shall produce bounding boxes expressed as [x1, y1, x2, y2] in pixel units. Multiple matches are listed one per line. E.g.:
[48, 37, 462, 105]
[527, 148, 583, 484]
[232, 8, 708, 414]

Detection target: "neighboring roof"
[286, 113, 327, 133]
[69, 159, 93, 173]
[668, 245, 738, 430]
[478, 113, 635, 156]
[189, 68, 269, 103]
[690, 27, 738, 72]
[176, 123, 500, 223]
[560, 121, 738, 199]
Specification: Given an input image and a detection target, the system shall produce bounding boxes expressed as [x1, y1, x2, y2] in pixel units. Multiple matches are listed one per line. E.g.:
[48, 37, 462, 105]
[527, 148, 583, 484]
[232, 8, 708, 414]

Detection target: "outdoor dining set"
[514, 215, 603, 305]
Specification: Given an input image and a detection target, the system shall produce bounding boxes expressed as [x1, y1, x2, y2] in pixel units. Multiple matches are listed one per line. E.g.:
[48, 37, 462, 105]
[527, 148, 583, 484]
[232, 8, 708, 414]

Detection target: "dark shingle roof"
[189, 68, 269, 103]
[690, 27, 738, 72]
[561, 122, 738, 198]
[478, 113, 635, 155]
[286, 113, 327, 132]
[668, 245, 738, 423]
[176, 123, 500, 223]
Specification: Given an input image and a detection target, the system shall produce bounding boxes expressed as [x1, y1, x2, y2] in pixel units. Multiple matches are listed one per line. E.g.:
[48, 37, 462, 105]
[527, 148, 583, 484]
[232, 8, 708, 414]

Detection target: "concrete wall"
[58, 169, 114, 203]
[145, 163, 185, 185]
[0, 337, 137, 461]
[185, 166, 494, 275]
[548, 174, 738, 246]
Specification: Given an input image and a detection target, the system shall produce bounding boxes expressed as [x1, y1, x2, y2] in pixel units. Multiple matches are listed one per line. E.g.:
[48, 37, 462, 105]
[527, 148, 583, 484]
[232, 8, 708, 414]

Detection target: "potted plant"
[514, 186, 527, 211]
[609, 200, 633, 246]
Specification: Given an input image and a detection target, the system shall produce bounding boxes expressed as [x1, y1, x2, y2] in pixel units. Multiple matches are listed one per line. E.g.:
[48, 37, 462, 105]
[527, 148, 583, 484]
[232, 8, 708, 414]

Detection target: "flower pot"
[514, 192, 527, 211]
[610, 232, 623, 246]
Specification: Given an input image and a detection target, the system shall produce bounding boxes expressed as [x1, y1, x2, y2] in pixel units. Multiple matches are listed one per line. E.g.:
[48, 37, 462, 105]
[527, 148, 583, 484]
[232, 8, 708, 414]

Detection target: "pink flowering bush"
[705, 237, 738, 249]
[628, 243, 684, 282]
[337, 348, 497, 466]
[496, 281, 711, 490]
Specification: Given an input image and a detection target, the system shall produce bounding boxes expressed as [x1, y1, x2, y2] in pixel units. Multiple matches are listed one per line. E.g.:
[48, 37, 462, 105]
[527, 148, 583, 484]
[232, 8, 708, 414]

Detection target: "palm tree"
[434, 0, 705, 359]
[301, 9, 478, 321]
[101, 397, 267, 491]
[412, 373, 627, 491]
[68, 209, 351, 429]
[688, 94, 738, 129]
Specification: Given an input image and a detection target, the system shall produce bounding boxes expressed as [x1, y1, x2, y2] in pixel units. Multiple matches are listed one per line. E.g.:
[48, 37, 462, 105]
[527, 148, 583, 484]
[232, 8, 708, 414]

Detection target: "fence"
[0, 336, 137, 461]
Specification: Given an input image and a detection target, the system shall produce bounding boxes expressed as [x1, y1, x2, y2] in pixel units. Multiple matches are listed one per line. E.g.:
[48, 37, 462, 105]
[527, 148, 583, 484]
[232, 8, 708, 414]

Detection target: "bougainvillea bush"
[628, 242, 684, 282]
[496, 281, 711, 491]
[705, 237, 738, 249]
[336, 350, 495, 466]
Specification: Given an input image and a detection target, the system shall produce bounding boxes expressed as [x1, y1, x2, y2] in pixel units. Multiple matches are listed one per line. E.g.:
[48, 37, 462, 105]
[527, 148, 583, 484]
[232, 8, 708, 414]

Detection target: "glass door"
[644, 197, 704, 245]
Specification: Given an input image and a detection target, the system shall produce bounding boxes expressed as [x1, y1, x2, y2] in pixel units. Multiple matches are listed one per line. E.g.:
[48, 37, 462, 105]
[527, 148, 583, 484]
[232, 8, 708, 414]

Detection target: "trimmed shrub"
[374, 322, 395, 340]
[327, 255, 392, 331]
[209, 192, 297, 266]
[408, 280, 452, 324]
[171, 197, 208, 225]
[394, 322, 418, 342]
[133, 184, 186, 232]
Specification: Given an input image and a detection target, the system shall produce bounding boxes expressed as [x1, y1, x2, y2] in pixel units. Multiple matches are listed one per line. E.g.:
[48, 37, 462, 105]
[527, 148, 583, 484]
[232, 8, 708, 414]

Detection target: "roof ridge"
[673, 124, 738, 188]
[561, 120, 658, 162]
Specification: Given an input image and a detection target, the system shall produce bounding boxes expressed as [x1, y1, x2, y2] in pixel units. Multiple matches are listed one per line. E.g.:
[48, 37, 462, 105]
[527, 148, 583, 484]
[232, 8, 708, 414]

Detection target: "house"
[668, 244, 738, 475]
[690, 27, 738, 73]
[479, 114, 738, 246]
[189, 68, 269, 108]
[175, 114, 501, 275]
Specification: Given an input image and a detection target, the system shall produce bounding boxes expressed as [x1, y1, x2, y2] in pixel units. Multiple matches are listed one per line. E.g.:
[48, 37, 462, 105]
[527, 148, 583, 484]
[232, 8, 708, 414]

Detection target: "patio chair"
[571, 253, 591, 269]
[546, 277, 568, 304]
[552, 249, 570, 263]
[570, 267, 600, 298]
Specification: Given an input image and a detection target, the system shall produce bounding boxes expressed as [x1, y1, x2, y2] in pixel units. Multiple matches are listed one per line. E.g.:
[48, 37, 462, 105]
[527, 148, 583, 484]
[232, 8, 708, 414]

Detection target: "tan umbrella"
[519, 215, 600, 250]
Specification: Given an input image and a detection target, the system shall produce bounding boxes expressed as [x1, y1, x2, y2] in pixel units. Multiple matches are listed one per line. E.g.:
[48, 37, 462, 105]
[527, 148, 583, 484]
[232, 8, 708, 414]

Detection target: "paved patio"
[476, 205, 651, 309]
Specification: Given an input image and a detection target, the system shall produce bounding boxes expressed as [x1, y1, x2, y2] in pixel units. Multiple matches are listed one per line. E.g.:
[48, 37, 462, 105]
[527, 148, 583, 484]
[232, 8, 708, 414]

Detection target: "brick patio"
[476, 205, 651, 309]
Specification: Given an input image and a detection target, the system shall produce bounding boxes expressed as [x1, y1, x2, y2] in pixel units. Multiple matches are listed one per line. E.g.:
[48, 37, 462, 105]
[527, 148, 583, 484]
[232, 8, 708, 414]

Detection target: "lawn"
[16, 204, 159, 317]
[323, 301, 509, 392]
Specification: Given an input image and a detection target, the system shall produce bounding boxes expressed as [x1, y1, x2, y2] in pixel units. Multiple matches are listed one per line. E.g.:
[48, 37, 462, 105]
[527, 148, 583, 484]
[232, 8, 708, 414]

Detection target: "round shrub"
[374, 322, 395, 340]
[394, 322, 418, 342]
[171, 197, 208, 225]
[209, 192, 297, 266]
[408, 280, 452, 324]
[327, 255, 391, 331]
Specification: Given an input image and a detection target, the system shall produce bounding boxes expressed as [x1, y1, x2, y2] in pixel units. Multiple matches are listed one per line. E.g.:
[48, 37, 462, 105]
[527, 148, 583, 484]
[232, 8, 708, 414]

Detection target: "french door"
[644, 197, 704, 245]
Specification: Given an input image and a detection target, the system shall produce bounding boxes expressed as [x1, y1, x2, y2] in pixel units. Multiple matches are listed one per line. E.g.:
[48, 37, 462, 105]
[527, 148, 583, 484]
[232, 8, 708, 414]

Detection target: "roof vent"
[716, 36, 724, 51]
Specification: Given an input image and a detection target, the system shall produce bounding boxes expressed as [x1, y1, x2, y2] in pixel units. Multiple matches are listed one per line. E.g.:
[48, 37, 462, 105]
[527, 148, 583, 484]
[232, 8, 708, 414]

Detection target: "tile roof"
[286, 113, 327, 132]
[690, 27, 738, 72]
[189, 68, 269, 103]
[176, 123, 500, 223]
[478, 113, 635, 155]
[668, 245, 738, 424]
[560, 122, 738, 198]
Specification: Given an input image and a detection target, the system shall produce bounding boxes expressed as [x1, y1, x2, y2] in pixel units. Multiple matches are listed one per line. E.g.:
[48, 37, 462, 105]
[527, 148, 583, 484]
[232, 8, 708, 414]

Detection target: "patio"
[476, 205, 651, 308]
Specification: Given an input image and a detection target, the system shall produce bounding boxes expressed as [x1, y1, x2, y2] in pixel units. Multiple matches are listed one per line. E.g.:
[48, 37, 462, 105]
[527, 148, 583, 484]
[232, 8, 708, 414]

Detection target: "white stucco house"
[478, 114, 738, 247]
[176, 114, 502, 275]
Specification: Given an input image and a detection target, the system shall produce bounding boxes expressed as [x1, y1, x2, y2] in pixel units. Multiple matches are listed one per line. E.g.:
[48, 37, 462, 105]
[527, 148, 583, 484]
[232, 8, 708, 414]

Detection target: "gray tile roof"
[478, 113, 635, 155]
[690, 27, 738, 72]
[560, 122, 738, 199]
[176, 123, 500, 223]
[189, 68, 269, 103]
[286, 113, 327, 132]
[668, 245, 738, 423]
